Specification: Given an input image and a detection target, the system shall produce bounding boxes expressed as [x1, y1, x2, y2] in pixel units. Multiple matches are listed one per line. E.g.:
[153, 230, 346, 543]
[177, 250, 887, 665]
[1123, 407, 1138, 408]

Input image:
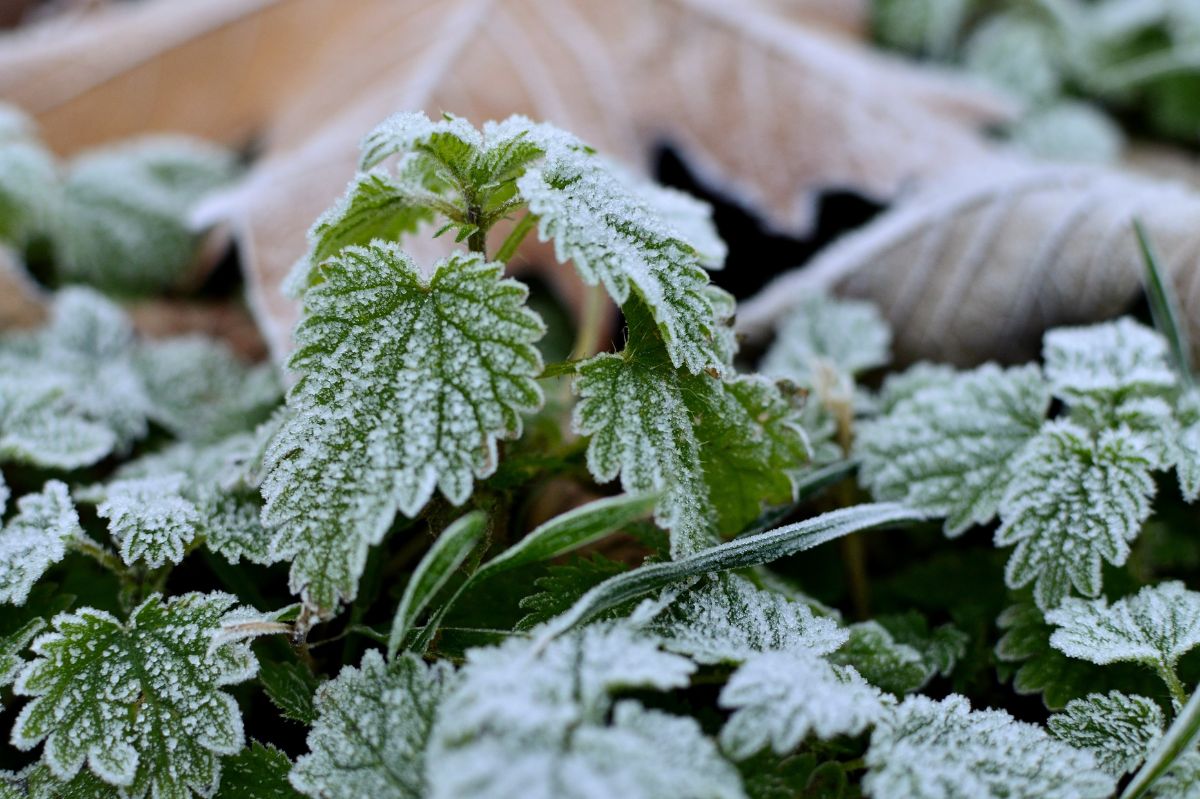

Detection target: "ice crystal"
[1046, 581, 1200, 673]
[719, 651, 884, 759]
[427, 624, 742, 799]
[55, 136, 237, 294]
[12, 592, 257, 798]
[996, 421, 1155, 609]
[761, 293, 891, 387]
[574, 300, 807, 556]
[262, 244, 544, 609]
[291, 651, 452, 799]
[1048, 691, 1164, 776]
[638, 573, 846, 664]
[863, 695, 1114, 799]
[97, 474, 203, 568]
[857, 364, 1049, 536]
[0, 482, 82, 606]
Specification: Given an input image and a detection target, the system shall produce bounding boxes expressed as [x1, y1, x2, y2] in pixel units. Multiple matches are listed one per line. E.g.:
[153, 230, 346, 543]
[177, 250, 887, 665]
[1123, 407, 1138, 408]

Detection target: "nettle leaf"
[262, 243, 544, 609]
[1048, 691, 1164, 776]
[0, 121, 57, 246]
[831, 621, 935, 696]
[719, 651, 884, 760]
[632, 179, 727, 269]
[761, 293, 891, 386]
[0, 376, 116, 470]
[97, 474, 203, 568]
[0, 481, 83, 606]
[257, 658, 317, 726]
[0, 618, 45, 703]
[134, 336, 280, 443]
[1046, 582, 1200, 676]
[427, 623, 743, 799]
[1176, 392, 1200, 502]
[55, 136, 237, 294]
[12, 592, 257, 799]
[574, 300, 807, 556]
[216, 742, 301, 799]
[291, 650, 452, 799]
[1043, 318, 1177, 407]
[1149, 751, 1200, 799]
[857, 364, 1049, 536]
[996, 421, 1155, 610]
[638, 573, 846, 665]
[13, 763, 117, 799]
[863, 695, 1115, 799]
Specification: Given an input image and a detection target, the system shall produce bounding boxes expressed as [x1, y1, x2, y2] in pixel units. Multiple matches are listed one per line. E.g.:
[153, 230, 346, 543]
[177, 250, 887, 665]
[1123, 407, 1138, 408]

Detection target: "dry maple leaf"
[740, 157, 1200, 366]
[0, 0, 1008, 357]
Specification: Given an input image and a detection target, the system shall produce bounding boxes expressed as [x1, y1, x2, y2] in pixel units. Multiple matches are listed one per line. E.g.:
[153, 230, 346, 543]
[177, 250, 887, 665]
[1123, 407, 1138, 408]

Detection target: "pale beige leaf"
[740, 158, 1200, 366]
[0, 0, 1009, 359]
[0, 244, 46, 329]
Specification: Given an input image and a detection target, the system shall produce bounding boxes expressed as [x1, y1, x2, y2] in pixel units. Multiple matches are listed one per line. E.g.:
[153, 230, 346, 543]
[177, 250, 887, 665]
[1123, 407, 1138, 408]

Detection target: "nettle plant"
[1, 111, 1200, 799]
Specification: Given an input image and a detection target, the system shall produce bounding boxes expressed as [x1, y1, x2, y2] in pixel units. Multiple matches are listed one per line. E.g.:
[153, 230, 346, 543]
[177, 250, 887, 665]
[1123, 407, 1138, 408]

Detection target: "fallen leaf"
[739, 157, 1200, 366]
[0, 0, 1009, 358]
[0, 243, 46, 328]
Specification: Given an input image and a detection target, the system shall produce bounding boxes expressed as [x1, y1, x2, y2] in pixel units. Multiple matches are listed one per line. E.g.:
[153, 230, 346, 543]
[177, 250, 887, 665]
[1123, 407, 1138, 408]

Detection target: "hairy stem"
[1159, 662, 1188, 713]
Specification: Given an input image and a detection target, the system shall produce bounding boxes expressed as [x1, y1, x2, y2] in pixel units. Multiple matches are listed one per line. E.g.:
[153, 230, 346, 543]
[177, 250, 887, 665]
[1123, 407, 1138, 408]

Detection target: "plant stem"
[825, 369, 870, 618]
[1159, 662, 1189, 713]
[70, 535, 127, 577]
[571, 285, 608, 362]
[493, 213, 538, 264]
[1122, 681, 1200, 799]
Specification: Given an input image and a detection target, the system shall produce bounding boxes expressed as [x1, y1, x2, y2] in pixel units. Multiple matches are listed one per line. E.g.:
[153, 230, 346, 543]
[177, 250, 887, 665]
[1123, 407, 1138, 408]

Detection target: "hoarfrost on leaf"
[0, 481, 83, 606]
[11, 592, 257, 799]
[97, 474, 202, 569]
[1048, 691, 1164, 776]
[857, 364, 1049, 536]
[996, 421, 1155, 609]
[1148, 750, 1200, 799]
[1046, 581, 1200, 675]
[1043, 318, 1177, 407]
[761, 293, 891, 386]
[831, 620, 939, 696]
[0, 119, 57, 247]
[291, 650, 451, 799]
[1175, 391, 1200, 502]
[718, 651, 884, 760]
[262, 243, 544, 609]
[0, 618, 45, 705]
[863, 695, 1115, 799]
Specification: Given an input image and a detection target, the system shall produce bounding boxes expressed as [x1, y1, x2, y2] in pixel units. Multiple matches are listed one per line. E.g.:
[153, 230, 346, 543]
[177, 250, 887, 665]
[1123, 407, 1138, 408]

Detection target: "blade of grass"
[1136, 219, 1194, 388]
[1122, 682, 1200, 799]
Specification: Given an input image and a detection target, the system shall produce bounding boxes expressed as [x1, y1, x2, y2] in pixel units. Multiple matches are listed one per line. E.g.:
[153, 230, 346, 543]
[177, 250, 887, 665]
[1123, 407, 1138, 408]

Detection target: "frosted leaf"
[605, 161, 726, 270]
[134, 336, 280, 443]
[0, 481, 83, 606]
[0, 376, 116, 470]
[574, 301, 807, 556]
[262, 244, 544, 609]
[14, 763, 116, 799]
[1046, 581, 1200, 673]
[1048, 691, 1164, 776]
[863, 695, 1114, 799]
[1149, 751, 1200, 799]
[638, 573, 846, 664]
[874, 0, 972, 56]
[12, 592, 257, 798]
[290, 651, 452, 799]
[97, 474, 202, 569]
[520, 148, 724, 374]
[997, 421, 1155, 610]
[0, 619, 45, 704]
[0, 133, 57, 246]
[428, 624, 740, 799]
[1176, 392, 1200, 502]
[719, 651, 884, 760]
[214, 742, 299, 799]
[963, 13, 1062, 105]
[55, 136, 237, 294]
[857, 364, 1049, 536]
[831, 621, 934, 696]
[1043, 318, 1177, 407]
[761, 293, 891, 386]
[1010, 101, 1124, 164]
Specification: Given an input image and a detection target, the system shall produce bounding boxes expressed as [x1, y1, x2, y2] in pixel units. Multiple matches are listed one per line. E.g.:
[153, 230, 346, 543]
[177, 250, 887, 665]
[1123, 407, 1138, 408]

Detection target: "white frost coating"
[639, 573, 846, 664]
[291, 651, 453, 799]
[719, 651, 884, 759]
[261, 244, 544, 610]
[864, 695, 1115, 799]
[996, 421, 1155, 610]
[830, 620, 938, 696]
[0, 134, 57, 246]
[12, 592, 257, 799]
[1176, 391, 1200, 502]
[1048, 691, 1164, 776]
[857, 364, 1048, 536]
[1043, 318, 1176, 405]
[1046, 581, 1200, 671]
[0, 482, 82, 606]
[1149, 750, 1200, 799]
[425, 624, 739, 799]
[761, 293, 891, 386]
[97, 474, 203, 569]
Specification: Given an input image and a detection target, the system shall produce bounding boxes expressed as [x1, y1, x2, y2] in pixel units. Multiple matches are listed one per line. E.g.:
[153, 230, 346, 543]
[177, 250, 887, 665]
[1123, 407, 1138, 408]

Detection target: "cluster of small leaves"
[0, 103, 237, 294]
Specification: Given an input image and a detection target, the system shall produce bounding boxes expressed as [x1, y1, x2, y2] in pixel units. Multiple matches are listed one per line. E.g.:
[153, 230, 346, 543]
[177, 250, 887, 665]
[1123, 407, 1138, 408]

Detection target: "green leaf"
[261, 243, 544, 610]
[12, 592, 258, 799]
[1123, 684, 1200, 799]
[1144, 751, 1200, 799]
[1049, 691, 1165, 777]
[388, 512, 486, 657]
[865, 695, 1115, 799]
[54, 136, 236, 294]
[96, 475, 202, 568]
[17, 763, 118, 799]
[534, 502, 924, 643]
[830, 620, 933, 696]
[761, 293, 891, 386]
[215, 742, 301, 799]
[0, 481, 83, 606]
[1175, 392, 1200, 502]
[291, 650, 453, 799]
[0, 617, 45, 703]
[257, 658, 317, 725]
[515, 555, 629, 631]
[575, 299, 808, 556]
[0, 129, 57, 246]
[305, 169, 435, 268]
[0, 375, 117, 470]
[857, 364, 1049, 536]
[997, 422, 1156, 610]
[1043, 318, 1177, 409]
